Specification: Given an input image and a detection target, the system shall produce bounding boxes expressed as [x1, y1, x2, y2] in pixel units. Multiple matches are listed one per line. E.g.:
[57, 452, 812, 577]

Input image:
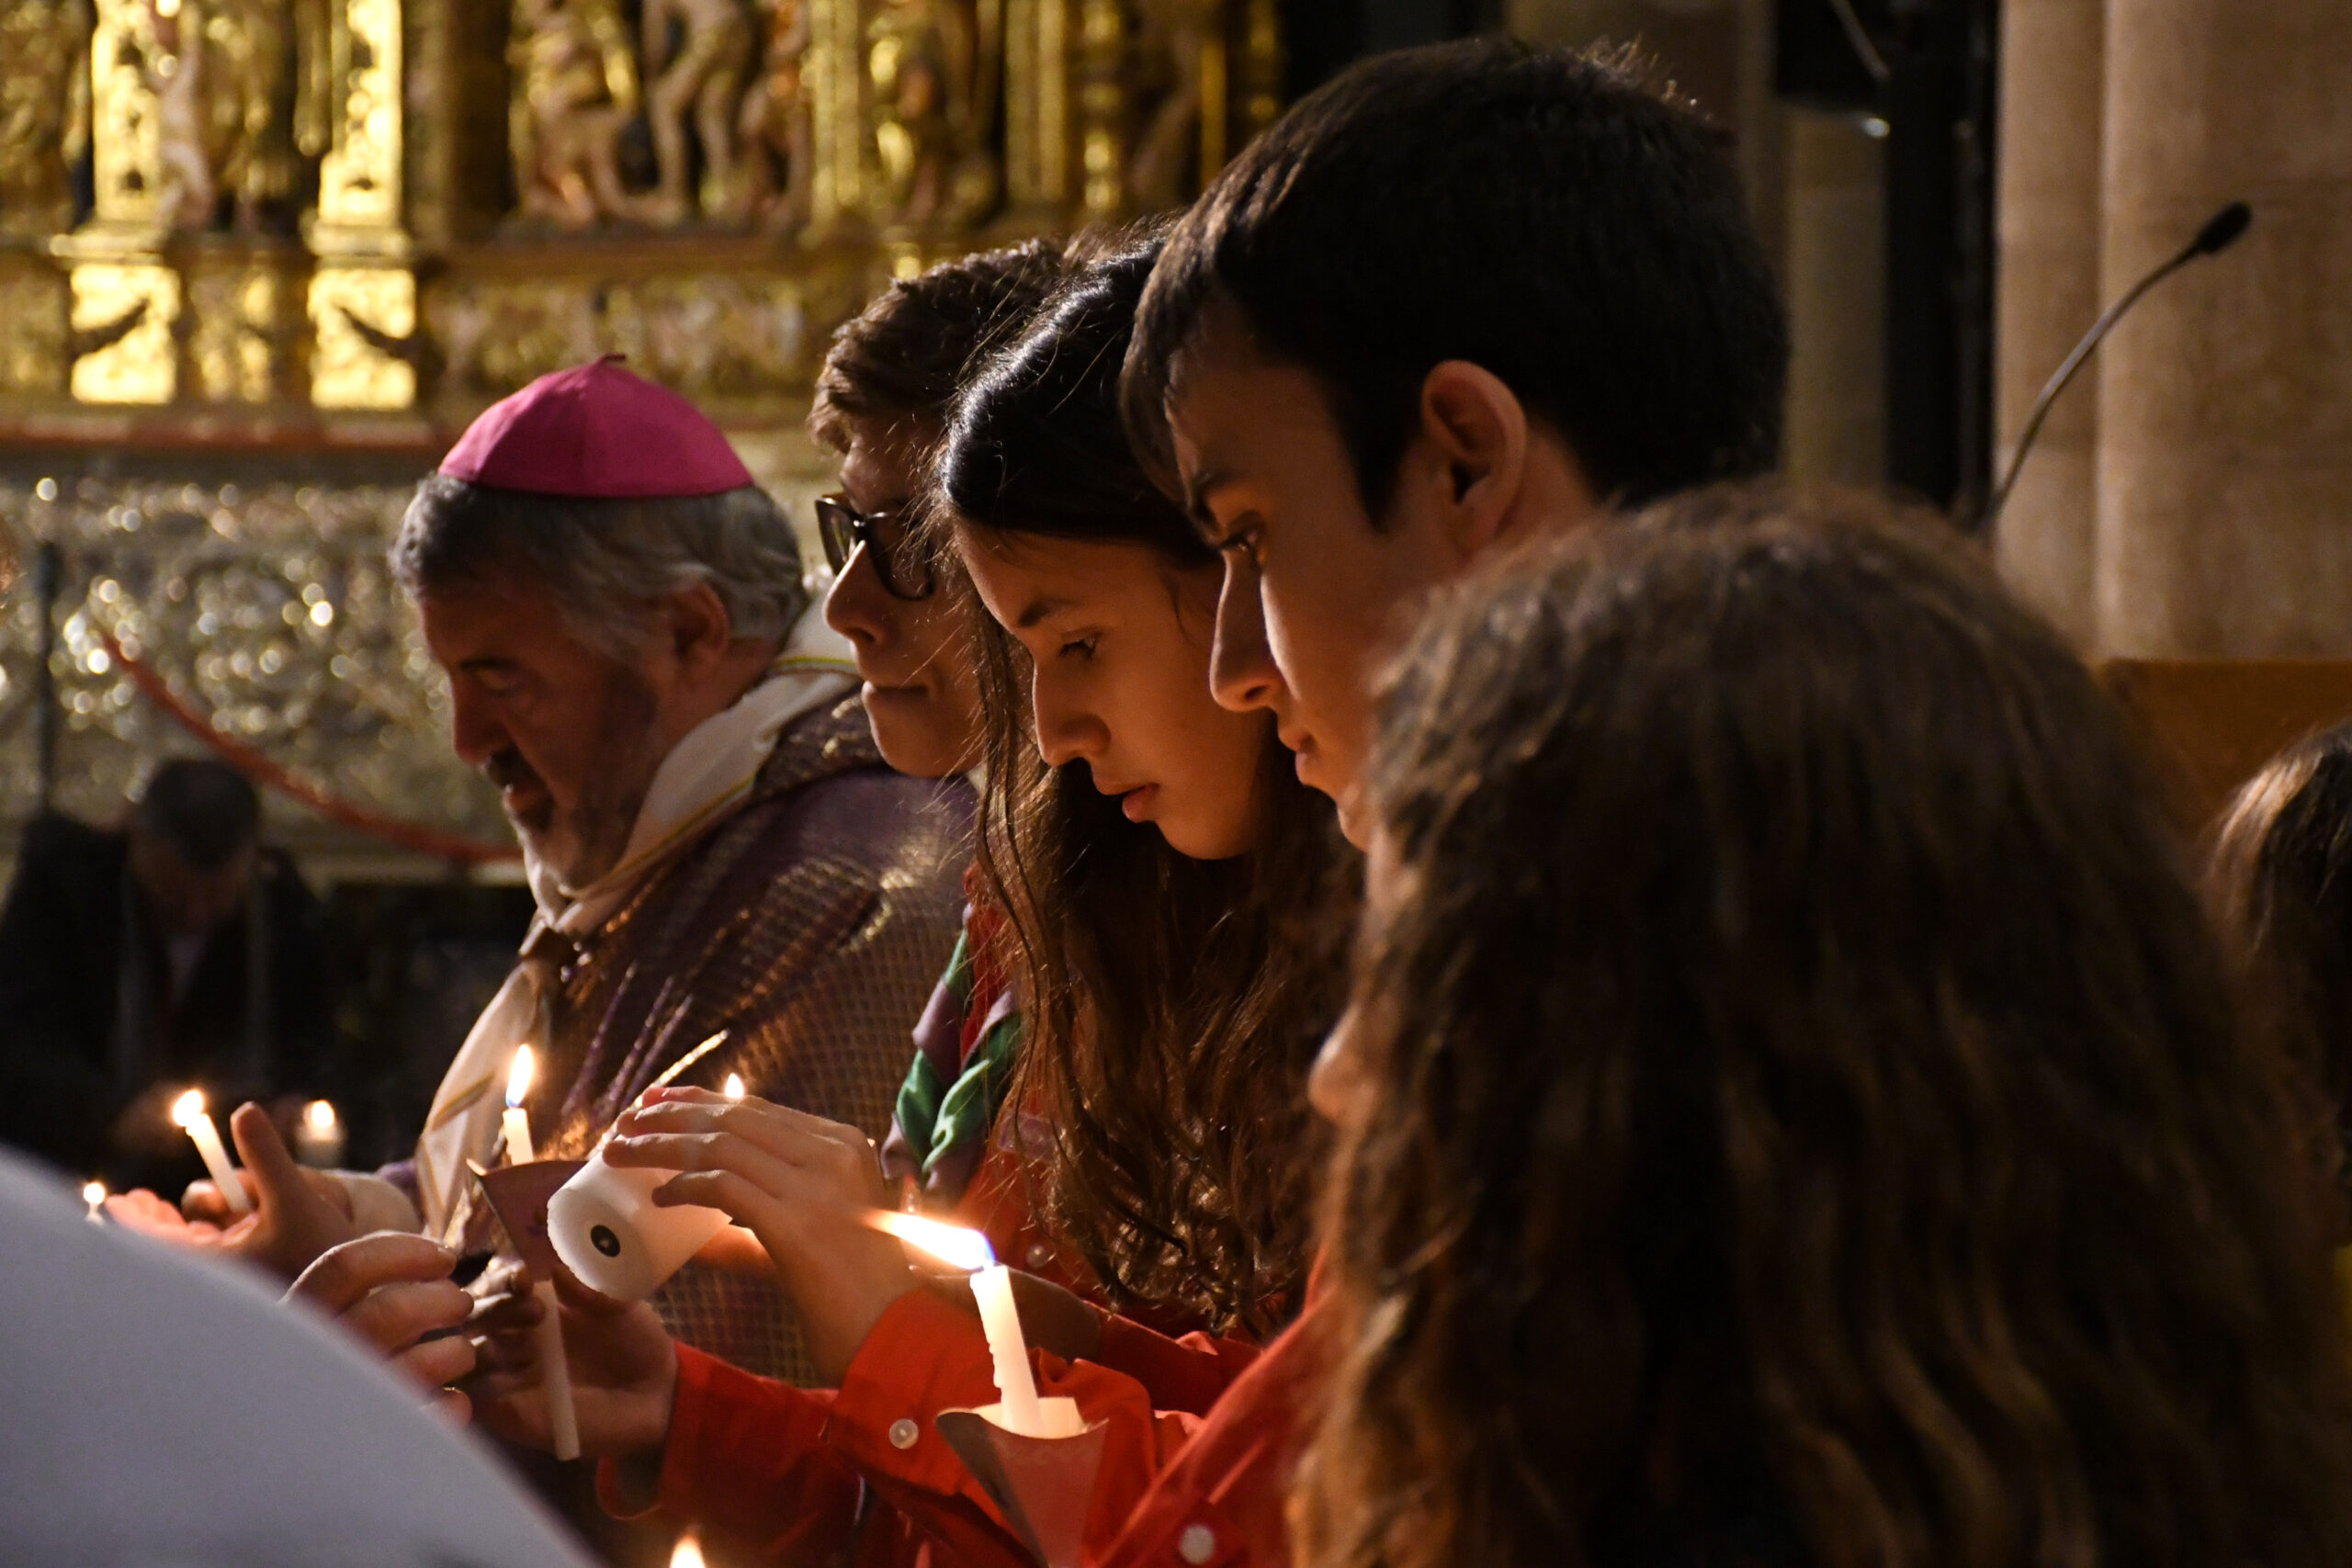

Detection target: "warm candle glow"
[506, 1045, 536, 1109]
[170, 1089, 206, 1128]
[865, 1209, 997, 1272]
[669, 1531, 707, 1568]
[304, 1100, 337, 1133]
[723, 1073, 745, 1100]
[82, 1181, 104, 1207]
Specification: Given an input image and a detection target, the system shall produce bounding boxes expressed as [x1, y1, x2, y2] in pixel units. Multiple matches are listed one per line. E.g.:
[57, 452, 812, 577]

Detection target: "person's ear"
[657, 581, 737, 679]
[1415, 361, 1530, 559]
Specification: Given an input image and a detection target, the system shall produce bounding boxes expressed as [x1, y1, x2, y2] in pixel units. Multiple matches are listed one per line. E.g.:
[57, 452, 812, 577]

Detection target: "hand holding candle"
[548, 1071, 748, 1303]
[591, 1084, 917, 1382]
[172, 1089, 250, 1215]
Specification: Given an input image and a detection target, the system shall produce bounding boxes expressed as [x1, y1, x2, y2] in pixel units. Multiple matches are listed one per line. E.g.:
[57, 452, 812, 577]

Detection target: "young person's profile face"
[822, 423, 984, 780]
[1165, 331, 1455, 847]
[959, 529, 1270, 861]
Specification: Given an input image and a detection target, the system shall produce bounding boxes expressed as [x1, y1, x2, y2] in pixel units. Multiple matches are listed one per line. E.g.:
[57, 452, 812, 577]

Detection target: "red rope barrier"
[93, 625, 522, 866]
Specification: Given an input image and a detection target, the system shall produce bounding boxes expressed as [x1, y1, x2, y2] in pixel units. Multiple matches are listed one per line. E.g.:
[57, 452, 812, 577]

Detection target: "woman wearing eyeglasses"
[811, 249, 1046, 783]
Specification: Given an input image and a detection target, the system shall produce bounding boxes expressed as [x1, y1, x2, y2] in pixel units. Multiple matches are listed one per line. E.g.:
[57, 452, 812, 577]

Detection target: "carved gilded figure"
[1125, 0, 1219, 211]
[726, 0, 808, 231]
[144, 0, 322, 231]
[151, 0, 219, 227]
[509, 0, 640, 229]
[866, 0, 997, 229]
[637, 0, 752, 225]
[0, 0, 94, 235]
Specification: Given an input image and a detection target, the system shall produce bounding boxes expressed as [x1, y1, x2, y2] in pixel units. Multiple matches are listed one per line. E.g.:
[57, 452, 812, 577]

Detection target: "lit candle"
[293, 1099, 345, 1168]
[865, 1211, 1080, 1438]
[503, 1047, 538, 1165]
[669, 1530, 707, 1568]
[503, 1046, 580, 1461]
[171, 1089, 250, 1215]
[83, 1180, 106, 1225]
[723, 1072, 745, 1100]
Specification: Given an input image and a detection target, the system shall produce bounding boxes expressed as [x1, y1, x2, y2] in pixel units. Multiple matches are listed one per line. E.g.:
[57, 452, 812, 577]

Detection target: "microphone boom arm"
[1983, 201, 2252, 532]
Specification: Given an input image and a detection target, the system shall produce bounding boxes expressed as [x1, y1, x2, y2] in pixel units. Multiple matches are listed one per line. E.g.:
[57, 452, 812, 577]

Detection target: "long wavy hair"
[1296, 485, 2352, 1568]
[936, 230, 1351, 1337]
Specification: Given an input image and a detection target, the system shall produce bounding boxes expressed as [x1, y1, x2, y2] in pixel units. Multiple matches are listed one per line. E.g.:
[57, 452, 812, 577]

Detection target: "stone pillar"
[1991, 0, 2102, 649]
[2095, 0, 2352, 657]
[1781, 109, 1883, 484]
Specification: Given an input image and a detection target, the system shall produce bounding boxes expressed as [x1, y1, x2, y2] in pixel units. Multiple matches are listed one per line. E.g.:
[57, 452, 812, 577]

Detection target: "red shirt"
[819, 1271, 1327, 1568]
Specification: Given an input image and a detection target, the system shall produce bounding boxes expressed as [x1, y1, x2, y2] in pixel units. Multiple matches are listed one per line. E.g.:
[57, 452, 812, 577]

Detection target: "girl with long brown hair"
[1298, 485, 2352, 1568]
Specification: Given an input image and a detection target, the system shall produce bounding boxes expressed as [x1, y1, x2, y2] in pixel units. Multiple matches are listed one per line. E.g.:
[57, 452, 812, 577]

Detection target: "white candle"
[534, 1279, 580, 1460]
[503, 1047, 538, 1165]
[970, 1263, 1046, 1435]
[171, 1090, 250, 1215]
[502, 1046, 579, 1460]
[863, 1211, 1083, 1438]
[83, 1181, 106, 1225]
[294, 1100, 345, 1168]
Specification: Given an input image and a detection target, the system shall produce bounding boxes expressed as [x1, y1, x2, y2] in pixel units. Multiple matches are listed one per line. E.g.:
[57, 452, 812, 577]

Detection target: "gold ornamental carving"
[0, 0, 94, 238]
[0, 0, 1281, 427]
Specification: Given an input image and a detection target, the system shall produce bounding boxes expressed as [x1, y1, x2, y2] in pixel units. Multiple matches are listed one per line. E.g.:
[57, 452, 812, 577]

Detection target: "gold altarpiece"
[0, 0, 1278, 861]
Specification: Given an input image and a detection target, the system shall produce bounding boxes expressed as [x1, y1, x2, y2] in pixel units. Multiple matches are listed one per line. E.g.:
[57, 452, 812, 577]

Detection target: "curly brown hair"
[1296, 485, 2352, 1568]
[808, 238, 1069, 452]
[2208, 723, 2352, 1227]
[939, 230, 1352, 1337]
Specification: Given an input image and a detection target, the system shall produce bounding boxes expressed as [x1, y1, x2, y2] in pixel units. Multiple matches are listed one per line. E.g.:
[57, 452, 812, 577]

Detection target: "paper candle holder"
[547, 1148, 731, 1303]
[935, 1404, 1106, 1568]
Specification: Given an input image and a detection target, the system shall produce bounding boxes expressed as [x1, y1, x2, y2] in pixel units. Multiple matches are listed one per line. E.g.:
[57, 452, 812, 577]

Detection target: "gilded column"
[56, 0, 178, 404]
[1003, 0, 1069, 210]
[307, 0, 417, 410]
[806, 0, 867, 231]
[1992, 0, 2103, 649]
[2095, 0, 2352, 656]
[1073, 0, 1123, 217]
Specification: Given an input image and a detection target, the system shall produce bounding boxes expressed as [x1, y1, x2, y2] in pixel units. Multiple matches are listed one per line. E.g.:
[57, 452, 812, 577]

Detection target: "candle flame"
[865, 1209, 996, 1272]
[304, 1099, 337, 1133]
[82, 1180, 105, 1207]
[170, 1089, 206, 1128]
[668, 1530, 707, 1568]
[723, 1073, 745, 1100]
[506, 1045, 536, 1109]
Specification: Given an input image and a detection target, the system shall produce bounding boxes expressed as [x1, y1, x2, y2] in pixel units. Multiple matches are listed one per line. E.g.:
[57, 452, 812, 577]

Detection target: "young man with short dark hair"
[1125, 37, 1789, 841]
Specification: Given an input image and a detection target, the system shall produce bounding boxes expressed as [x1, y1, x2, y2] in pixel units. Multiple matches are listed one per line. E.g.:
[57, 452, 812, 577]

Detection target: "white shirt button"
[1177, 1523, 1216, 1564]
[888, 1417, 920, 1450]
[1026, 1243, 1051, 1268]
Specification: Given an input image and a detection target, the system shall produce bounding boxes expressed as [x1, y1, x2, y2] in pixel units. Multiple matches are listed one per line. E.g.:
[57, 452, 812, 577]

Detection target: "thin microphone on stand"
[1982, 200, 2253, 531]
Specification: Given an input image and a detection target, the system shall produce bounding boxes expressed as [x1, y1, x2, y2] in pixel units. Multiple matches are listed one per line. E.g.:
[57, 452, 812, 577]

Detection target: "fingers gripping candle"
[172, 1090, 251, 1215]
[548, 1069, 743, 1303]
[503, 1048, 581, 1462]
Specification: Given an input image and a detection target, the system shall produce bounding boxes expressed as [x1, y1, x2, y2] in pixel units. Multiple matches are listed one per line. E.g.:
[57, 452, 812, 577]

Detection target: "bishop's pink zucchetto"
[437, 355, 755, 499]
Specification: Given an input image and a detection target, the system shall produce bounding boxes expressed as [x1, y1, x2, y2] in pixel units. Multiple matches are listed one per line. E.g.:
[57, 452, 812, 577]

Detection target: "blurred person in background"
[0, 756, 336, 1191]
